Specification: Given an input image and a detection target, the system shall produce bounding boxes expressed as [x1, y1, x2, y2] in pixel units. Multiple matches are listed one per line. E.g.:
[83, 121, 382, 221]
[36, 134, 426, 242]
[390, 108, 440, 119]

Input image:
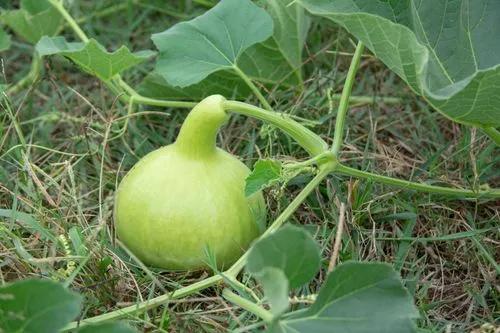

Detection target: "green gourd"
[114, 95, 266, 270]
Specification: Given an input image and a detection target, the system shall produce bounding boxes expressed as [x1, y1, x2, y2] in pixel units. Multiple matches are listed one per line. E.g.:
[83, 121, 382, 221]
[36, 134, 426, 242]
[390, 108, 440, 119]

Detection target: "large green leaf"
[140, 0, 309, 100]
[151, 0, 273, 88]
[244, 0, 311, 82]
[0, 279, 81, 333]
[269, 262, 419, 333]
[298, 0, 500, 127]
[36, 37, 155, 81]
[1, 0, 63, 44]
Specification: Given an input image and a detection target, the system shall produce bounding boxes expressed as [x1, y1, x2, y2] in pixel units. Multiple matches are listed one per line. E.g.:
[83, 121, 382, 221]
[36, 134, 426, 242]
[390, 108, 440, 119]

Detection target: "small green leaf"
[257, 267, 289, 316]
[36, 37, 155, 81]
[245, 159, 282, 197]
[246, 225, 320, 317]
[77, 322, 138, 333]
[1, 0, 63, 44]
[0, 279, 82, 333]
[151, 0, 273, 87]
[247, 225, 320, 289]
[0, 27, 11, 52]
[270, 262, 419, 333]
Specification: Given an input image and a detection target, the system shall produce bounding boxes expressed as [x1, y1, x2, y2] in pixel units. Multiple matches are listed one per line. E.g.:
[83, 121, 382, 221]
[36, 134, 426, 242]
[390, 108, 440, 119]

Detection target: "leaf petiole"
[232, 65, 273, 111]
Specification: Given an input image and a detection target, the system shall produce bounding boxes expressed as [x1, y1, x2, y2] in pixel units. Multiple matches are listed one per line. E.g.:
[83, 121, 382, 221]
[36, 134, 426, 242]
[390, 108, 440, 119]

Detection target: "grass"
[1, 1, 499, 332]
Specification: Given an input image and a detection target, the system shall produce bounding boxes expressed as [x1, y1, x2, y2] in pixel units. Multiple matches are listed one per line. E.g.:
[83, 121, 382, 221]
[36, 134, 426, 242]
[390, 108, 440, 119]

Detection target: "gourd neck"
[174, 95, 228, 158]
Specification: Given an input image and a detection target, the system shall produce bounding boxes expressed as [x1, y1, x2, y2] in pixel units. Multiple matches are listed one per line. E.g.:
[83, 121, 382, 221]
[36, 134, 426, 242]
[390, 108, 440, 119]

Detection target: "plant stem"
[222, 289, 273, 323]
[6, 53, 41, 95]
[481, 126, 500, 145]
[224, 100, 328, 156]
[330, 93, 401, 105]
[61, 275, 223, 331]
[226, 166, 331, 277]
[130, 94, 196, 108]
[116, 77, 196, 108]
[232, 66, 273, 111]
[331, 41, 364, 155]
[48, 0, 89, 42]
[336, 164, 500, 198]
[285, 151, 334, 170]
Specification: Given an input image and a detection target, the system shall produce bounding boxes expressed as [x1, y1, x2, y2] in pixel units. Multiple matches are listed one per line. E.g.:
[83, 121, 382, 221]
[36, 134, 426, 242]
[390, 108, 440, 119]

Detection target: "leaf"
[36, 37, 155, 81]
[0, 279, 82, 333]
[247, 225, 320, 289]
[269, 262, 419, 333]
[77, 322, 138, 333]
[0, 27, 11, 52]
[137, 71, 251, 100]
[298, 0, 500, 127]
[242, 0, 311, 82]
[139, 0, 309, 99]
[1, 0, 63, 44]
[151, 0, 273, 87]
[245, 159, 283, 197]
[257, 267, 290, 316]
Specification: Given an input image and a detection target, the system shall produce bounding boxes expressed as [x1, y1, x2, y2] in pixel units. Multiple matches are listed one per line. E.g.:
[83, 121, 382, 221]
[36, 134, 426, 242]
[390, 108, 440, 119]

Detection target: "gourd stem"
[222, 289, 273, 323]
[224, 100, 328, 156]
[335, 163, 500, 198]
[481, 126, 500, 145]
[175, 95, 227, 156]
[331, 41, 364, 155]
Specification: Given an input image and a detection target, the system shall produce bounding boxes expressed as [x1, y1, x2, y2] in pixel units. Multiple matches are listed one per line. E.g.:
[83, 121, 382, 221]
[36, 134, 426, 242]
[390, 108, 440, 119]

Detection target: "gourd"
[114, 95, 267, 270]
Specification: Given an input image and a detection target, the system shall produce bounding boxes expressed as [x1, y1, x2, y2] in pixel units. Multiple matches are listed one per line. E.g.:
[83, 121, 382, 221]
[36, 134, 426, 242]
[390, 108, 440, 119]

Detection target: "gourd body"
[114, 95, 266, 270]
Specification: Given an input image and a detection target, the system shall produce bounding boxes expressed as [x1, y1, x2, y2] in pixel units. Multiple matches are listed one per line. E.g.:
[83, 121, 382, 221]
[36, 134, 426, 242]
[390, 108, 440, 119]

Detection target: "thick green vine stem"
[61, 275, 223, 331]
[224, 100, 329, 156]
[222, 289, 273, 323]
[336, 164, 500, 198]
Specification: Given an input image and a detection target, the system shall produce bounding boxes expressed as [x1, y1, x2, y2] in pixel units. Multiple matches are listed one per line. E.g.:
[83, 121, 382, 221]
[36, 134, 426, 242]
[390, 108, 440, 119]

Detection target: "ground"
[0, 1, 498, 332]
